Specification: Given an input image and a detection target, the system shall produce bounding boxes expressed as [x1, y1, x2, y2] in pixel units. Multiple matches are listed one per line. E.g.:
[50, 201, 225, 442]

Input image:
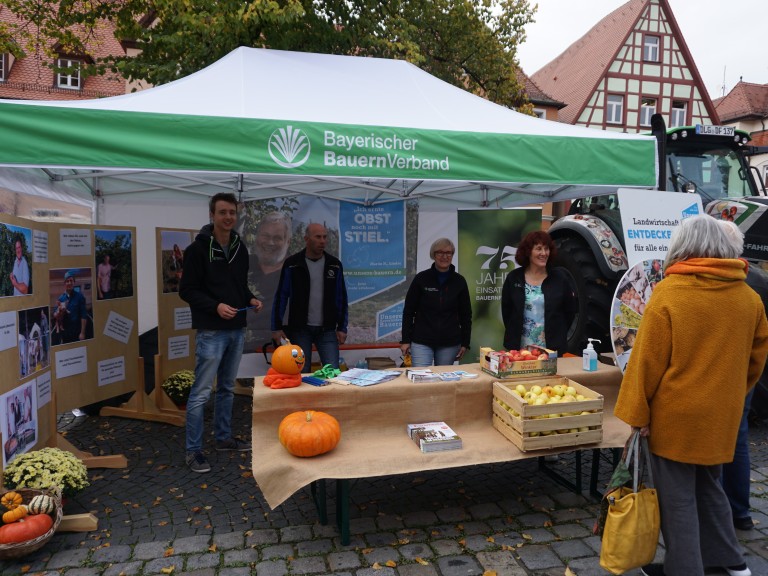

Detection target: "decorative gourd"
[0, 513, 53, 543]
[278, 410, 341, 457]
[2, 505, 28, 524]
[1, 492, 22, 510]
[271, 342, 305, 375]
[27, 494, 56, 515]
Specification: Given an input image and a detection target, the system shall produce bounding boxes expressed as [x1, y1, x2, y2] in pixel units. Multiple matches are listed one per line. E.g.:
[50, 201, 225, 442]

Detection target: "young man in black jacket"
[180, 193, 263, 473]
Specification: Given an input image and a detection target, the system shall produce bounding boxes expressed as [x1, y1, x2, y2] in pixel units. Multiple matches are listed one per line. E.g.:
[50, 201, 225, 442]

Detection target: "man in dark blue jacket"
[180, 193, 263, 473]
[271, 223, 348, 372]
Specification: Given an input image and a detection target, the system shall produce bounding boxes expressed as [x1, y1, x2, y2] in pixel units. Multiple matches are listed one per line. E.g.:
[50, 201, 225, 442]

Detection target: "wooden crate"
[479, 346, 557, 380]
[492, 376, 603, 451]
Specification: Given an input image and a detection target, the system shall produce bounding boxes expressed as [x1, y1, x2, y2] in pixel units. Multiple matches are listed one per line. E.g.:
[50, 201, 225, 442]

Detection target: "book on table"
[407, 421, 463, 452]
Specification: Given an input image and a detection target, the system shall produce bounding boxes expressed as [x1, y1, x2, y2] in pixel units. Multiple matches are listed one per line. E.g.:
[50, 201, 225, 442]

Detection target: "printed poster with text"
[457, 209, 541, 361]
[617, 189, 703, 267]
[339, 201, 406, 304]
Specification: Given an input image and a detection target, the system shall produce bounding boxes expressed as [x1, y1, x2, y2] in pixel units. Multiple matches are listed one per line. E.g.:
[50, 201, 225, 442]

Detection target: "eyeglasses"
[434, 251, 454, 257]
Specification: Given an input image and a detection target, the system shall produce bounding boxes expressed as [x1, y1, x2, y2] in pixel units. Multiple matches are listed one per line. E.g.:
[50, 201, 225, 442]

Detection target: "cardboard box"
[491, 376, 603, 451]
[480, 345, 557, 379]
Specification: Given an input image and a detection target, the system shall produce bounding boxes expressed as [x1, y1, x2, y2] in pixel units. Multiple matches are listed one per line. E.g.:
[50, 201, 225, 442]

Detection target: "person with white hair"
[614, 215, 768, 576]
[246, 211, 292, 349]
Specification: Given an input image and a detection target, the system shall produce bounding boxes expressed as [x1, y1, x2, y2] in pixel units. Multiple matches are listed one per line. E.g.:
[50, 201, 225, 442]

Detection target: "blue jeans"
[186, 329, 244, 453]
[722, 388, 754, 520]
[288, 326, 339, 373]
[410, 342, 459, 367]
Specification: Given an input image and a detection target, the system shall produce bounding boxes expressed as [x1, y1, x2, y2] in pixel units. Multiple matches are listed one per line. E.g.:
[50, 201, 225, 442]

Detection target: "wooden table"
[251, 357, 628, 543]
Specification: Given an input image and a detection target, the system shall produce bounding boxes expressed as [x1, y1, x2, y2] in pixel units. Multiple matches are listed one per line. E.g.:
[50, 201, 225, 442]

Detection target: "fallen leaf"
[158, 521, 168, 526]
[362, 548, 373, 554]
[544, 520, 553, 527]
[208, 544, 217, 552]
[191, 507, 201, 513]
[385, 560, 397, 567]
[486, 536, 495, 543]
[199, 484, 208, 489]
[398, 538, 409, 545]
[372, 562, 382, 570]
[565, 568, 577, 576]
[415, 558, 429, 565]
[160, 567, 175, 574]
[458, 539, 466, 546]
[164, 548, 174, 557]
[522, 533, 532, 540]
[20, 567, 30, 574]
[483, 571, 497, 576]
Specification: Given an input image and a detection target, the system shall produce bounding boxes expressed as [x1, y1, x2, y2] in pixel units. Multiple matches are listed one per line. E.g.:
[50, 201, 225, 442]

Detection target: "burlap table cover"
[252, 357, 629, 509]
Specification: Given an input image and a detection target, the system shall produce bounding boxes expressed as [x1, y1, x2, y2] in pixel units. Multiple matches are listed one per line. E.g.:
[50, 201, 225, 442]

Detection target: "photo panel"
[17, 305, 51, 378]
[160, 230, 193, 294]
[0, 223, 33, 298]
[1, 379, 38, 466]
[49, 267, 94, 346]
[94, 229, 135, 300]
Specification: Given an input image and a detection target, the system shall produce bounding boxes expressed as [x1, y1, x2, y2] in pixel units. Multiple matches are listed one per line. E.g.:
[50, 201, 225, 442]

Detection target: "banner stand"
[99, 357, 184, 427]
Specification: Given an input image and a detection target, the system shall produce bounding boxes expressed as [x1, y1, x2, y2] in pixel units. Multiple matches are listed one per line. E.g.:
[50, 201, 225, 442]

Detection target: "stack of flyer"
[407, 422, 463, 453]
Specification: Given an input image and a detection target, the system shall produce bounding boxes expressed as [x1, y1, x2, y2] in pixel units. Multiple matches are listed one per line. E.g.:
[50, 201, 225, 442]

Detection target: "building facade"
[531, 0, 718, 133]
[0, 7, 127, 101]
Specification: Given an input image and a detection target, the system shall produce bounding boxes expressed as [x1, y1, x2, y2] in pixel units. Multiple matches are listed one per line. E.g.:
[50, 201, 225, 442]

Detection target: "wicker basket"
[0, 488, 63, 560]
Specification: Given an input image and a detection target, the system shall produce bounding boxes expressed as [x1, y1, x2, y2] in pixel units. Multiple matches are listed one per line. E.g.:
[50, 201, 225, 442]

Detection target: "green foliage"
[3, 447, 89, 497]
[161, 369, 195, 405]
[0, 0, 536, 110]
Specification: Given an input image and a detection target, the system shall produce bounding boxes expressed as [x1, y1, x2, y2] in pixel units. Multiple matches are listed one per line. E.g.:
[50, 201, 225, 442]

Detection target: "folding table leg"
[310, 480, 327, 525]
[335, 479, 351, 546]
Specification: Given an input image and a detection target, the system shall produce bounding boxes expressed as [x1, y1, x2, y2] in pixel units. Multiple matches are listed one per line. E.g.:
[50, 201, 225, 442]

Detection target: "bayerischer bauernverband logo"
[268, 126, 311, 168]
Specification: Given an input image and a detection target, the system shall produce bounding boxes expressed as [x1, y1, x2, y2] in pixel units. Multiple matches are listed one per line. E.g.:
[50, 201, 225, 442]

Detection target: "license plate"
[696, 125, 735, 137]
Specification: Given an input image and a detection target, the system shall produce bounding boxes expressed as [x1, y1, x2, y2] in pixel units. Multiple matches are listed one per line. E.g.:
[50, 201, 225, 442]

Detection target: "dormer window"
[643, 36, 660, 62]
[56, 57, 81, 89]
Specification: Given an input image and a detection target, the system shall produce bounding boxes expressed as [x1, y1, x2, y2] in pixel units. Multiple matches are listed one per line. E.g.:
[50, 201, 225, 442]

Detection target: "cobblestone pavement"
[2, 393, 767, 576]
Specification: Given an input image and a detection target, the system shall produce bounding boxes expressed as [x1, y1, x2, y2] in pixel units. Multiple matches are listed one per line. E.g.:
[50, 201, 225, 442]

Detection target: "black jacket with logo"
[179, 224, 257, 330]
[400, 263, 472, 348]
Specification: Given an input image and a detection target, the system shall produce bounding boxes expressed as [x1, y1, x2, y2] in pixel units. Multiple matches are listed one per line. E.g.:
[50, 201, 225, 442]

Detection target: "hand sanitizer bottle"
[582, 338, 601, 371]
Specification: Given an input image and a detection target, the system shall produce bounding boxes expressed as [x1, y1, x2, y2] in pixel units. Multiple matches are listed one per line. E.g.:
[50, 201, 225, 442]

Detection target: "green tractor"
[549, 113, 768, 354]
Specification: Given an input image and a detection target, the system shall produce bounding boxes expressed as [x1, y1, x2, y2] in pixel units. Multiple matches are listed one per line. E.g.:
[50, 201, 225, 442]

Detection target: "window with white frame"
[640, 98, 657, 126]
[533, 108, 546, 119]
[643, 35, 660, 62]
[56, 58, 81, 89]
[606, 95, 624, 124]
[671, 101, 688, 127]
[0, 54, 5, 81]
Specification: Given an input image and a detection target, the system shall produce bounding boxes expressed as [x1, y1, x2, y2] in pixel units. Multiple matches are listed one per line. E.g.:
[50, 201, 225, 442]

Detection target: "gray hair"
[257, 211, 292, 237]
[665, 215, 743, 270]
[429, 238, 455, 260]
[718, 219, 745, 257]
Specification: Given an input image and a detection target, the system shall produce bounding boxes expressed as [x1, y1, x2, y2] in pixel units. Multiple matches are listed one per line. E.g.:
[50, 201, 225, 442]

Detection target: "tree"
[0, 0, 535, 110]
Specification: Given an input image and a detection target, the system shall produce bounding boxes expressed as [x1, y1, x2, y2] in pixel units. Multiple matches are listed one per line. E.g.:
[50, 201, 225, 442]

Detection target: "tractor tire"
[552, 235, 617, 355]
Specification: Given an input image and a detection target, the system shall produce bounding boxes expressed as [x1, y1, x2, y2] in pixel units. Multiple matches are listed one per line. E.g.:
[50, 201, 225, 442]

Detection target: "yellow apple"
[565, 386, 577, 396]
[515, 384, 527, 396]
[531, 385, 542, 395]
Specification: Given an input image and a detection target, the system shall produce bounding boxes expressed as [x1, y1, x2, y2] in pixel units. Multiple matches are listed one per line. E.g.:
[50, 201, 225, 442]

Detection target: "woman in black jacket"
[501, 231, 575, 356]
[400, 238, 472, 367]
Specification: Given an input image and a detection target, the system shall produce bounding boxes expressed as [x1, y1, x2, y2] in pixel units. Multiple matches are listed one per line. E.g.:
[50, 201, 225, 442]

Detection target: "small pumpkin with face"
[264, 341, 306, 389]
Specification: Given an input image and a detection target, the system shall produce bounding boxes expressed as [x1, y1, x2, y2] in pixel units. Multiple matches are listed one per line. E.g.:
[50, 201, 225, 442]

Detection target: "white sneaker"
[725, 563, 751, 576]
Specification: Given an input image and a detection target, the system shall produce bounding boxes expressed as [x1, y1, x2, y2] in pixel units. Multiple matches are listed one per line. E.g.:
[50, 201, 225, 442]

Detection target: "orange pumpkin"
[0, 513, 53, 544]
[271, 342, 305, 375]
[278, 410, 341, 457]
[2, 505, 27, 524]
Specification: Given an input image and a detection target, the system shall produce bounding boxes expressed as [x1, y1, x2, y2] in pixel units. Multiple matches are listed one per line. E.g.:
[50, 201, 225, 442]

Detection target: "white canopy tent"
[0, 47, 657, 210]
[0, 47, 658, 333]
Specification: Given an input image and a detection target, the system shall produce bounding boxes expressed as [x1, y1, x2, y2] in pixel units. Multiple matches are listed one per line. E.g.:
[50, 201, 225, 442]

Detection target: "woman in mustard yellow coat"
[614, 216, 768, 576]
